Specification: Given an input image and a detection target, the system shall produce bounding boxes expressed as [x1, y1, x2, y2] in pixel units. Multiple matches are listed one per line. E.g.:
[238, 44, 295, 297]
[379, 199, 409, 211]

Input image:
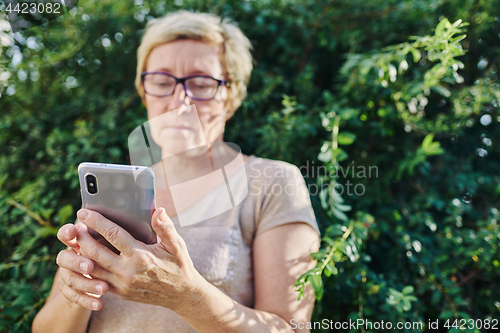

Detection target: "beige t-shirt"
[87, 155, 320, 333]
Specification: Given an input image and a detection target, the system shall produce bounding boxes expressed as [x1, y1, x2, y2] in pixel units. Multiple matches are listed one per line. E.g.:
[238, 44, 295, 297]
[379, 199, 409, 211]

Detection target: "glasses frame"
[141, 71, 230, 101]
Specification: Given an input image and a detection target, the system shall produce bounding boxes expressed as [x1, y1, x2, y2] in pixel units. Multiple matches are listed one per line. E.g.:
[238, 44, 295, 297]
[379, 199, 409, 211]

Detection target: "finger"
[76, 221, 121, 272]
[57, 224, 80, 250]
[59, 272, 104, 311]
[56, 249, 95, 275]
[73, 242, 115, 282]
[151, 207, 184, 256]
[60, 268, 109, 297]
[77, 209, 136, 257]
[85, 262, 114, 283]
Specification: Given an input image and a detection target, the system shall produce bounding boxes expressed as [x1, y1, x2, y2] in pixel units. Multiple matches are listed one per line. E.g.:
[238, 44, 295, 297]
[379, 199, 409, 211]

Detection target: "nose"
[170, 82, 191, 108]
[169, 82, 195, 117]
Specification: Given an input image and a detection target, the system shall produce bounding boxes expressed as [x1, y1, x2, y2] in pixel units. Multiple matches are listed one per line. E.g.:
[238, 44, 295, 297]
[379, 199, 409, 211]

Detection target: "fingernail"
[95, 284, 103, 294]
[77, 209, 88, 221]
[159, 209, 168, 223]
[80, 262, 88, 273]
[92, 301, 98, 310]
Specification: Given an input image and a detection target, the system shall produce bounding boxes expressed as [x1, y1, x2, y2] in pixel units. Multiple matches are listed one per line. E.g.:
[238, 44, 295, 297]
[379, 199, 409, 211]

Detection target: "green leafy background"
[0, 0, 499, 332]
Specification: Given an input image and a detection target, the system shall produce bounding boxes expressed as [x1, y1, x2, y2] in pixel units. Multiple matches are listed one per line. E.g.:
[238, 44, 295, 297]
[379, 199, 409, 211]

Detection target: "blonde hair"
[135, 10, 253, 114]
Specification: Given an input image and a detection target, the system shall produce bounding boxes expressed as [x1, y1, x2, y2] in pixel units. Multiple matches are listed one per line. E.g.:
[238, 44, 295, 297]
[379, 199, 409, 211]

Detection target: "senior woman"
[32, 10, 320, 333]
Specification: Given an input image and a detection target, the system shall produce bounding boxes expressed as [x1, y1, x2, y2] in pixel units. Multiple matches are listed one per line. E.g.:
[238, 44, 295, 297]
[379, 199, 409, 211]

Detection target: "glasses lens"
[186, 77, 219, 100]
[143, 74, 176, 96]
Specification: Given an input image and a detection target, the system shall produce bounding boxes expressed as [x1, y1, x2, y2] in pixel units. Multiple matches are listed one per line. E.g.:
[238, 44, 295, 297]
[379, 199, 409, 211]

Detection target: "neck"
[159, 133, 225, 180]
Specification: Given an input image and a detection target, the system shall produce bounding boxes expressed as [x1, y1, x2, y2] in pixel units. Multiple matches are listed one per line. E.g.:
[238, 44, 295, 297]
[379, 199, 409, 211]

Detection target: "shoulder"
[244, 155, 311, 202]
[246, 155, 303, 183]
[244, 156, 320, 237]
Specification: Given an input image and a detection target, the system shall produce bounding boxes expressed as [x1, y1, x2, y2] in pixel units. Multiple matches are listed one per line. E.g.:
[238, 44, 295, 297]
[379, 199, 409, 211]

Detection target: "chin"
[160, 137, 206, 157]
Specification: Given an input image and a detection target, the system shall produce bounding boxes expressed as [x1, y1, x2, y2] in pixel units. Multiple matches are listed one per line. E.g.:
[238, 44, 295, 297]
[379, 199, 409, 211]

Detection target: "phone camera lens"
[86, 174, 98, 194]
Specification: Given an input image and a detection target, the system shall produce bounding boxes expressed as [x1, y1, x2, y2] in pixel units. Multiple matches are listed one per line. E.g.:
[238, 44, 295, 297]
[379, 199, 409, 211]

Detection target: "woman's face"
[144, 40, 230, 156]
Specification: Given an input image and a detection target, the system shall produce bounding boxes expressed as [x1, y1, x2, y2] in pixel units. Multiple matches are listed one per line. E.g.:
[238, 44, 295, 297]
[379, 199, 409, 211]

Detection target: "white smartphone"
[77, 162, 157, 254]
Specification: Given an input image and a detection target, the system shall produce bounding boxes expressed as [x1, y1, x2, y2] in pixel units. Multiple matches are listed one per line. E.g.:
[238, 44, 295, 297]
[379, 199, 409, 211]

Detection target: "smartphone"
[78, 162, 157, 254]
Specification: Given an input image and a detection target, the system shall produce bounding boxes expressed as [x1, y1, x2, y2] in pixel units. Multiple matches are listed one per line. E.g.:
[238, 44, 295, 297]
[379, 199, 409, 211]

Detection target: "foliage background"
[0, 0, 499, 332]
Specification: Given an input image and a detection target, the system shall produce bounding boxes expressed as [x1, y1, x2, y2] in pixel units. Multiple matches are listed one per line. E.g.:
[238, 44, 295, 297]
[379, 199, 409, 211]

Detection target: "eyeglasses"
[141, 72, 230, 101]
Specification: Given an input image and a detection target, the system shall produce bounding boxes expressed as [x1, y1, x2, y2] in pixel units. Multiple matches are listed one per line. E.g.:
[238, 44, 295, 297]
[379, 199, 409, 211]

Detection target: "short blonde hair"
[135, 10, 253, 113]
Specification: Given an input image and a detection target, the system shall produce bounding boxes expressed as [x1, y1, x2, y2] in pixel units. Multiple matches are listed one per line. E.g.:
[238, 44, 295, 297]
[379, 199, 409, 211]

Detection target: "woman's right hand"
[56, 222, 109, 311]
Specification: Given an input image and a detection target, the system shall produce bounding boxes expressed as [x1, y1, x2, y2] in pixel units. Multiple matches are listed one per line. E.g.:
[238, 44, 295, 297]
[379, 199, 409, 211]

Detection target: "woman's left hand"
[74, 208, 205, 312]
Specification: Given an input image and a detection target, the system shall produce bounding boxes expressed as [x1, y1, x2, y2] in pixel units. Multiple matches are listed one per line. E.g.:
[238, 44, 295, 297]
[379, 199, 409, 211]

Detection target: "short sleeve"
[254, 160, 321, 237]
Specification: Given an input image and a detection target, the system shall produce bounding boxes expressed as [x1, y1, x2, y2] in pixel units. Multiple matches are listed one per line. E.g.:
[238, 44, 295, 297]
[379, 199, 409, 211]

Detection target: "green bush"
[1, 0, 498, 332]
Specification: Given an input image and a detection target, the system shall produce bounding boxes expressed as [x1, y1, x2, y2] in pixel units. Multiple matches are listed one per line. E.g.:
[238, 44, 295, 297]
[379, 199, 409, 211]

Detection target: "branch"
[419, 263, 459, 318]
[298, 0, 337, 72]
[456, 268, 478, 287]
[5, 198, 54, 228]
[319, 222, 353, 273]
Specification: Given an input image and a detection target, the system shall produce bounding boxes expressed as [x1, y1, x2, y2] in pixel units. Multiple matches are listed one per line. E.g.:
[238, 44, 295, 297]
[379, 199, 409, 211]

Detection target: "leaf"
[337, 132, 357, 145]
[389, 288, 404, 299]
[421, 134, 445, 156]
[319, 188, 328, 209]
[57, 204, 74, 225]
[35, 226, 58, 238]
[326, 262, 338, 276]
[7, 223, 26, 237]
[431, 290, 442, 305]
[23, 258, 38, 279]
[310, 251, 324, 260]
[359, 58, 375, 75]
[40, 208, 54, 221]
[325, 224, 345, 237]
[425, 144, 444, 155]
[294, 271, 310, 287]
[332, 207, 348, 221]
[410, 48, 421, 62]
[402, 298, 412, 311]
[450, 19, 463, 30]
[0, 173, 8, 190]
[0, 307, 24, 321]
[422, 134, 435, 150]
[332, 250, 342, 262]
[387, 63, 397, 82]
[402, 285, 415, 295]
[11, 287, 37, 307]
[309, 274, 324, 300]
[339, 108, 360, 120]
[322, 236, 335, 246]
[439, 310, 454, 319]
[318, 149, 332, 162]
[432, 85, 451, 97]
[457, 311, 471, 320]
[335, 202, 352, 212]
[435, 18, 451, 37]
[331, 148, 349, 162]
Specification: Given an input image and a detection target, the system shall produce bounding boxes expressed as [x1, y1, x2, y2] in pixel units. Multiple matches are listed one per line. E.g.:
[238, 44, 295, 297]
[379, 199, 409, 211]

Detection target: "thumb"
[152, 207, 182, 255]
